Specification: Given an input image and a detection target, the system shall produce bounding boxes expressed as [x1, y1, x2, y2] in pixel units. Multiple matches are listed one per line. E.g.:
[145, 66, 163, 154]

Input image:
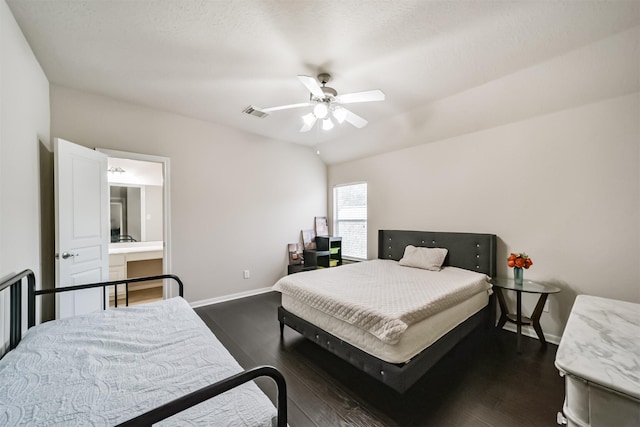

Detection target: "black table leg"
[531, 293, 549, 346]
[516, 290, 522, 353]
[495, 288, 509, 329]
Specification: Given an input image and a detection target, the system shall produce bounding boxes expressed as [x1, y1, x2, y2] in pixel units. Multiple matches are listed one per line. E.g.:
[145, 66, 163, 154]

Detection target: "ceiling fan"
[243, 73, 385, 132]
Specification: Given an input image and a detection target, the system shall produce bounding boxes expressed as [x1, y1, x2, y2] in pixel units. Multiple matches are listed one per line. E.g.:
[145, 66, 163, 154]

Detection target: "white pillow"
[399, 245, 448, 271]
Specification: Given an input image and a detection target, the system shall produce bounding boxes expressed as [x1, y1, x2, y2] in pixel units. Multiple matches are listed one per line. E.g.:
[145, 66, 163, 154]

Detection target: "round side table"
[492, 277, 560, 353]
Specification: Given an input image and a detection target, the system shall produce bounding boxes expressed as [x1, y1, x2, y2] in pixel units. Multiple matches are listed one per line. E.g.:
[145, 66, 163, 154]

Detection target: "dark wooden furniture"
[287, 264, 319, 274]
[278, 229, 497, 393]
[0, 270, 287, 426]
[318, 236, 342, 267]
[303, 236, 342, 269]
[492, 277, 560, 353]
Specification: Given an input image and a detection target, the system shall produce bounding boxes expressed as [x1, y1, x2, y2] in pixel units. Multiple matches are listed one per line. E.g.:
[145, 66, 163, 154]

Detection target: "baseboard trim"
[500, 324, 561, 346]
[190, 287, 274, 309]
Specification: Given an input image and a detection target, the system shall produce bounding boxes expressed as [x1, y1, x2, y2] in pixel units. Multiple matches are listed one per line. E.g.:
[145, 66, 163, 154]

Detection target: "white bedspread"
[273, 259, 491, 345]
[0, 297, 276, 426]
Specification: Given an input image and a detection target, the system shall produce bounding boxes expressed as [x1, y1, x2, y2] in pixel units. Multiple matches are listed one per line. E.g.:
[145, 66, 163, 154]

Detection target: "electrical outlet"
[243, 270, 250, 279]
[543, 300, 550, 312]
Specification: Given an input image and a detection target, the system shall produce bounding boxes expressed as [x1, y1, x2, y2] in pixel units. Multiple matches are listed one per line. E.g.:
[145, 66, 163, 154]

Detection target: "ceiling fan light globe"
[322, 118, 334, 131]
[333, 108, 347, 124]
[313, 103, 329, 119]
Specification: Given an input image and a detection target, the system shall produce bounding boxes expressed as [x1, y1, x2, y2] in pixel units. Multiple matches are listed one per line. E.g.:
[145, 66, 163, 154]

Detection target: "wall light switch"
[243, 270, 250, 279]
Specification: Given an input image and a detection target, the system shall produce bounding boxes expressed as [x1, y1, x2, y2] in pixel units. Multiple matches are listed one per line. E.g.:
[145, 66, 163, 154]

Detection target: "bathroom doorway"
[98, 149, 172, 306]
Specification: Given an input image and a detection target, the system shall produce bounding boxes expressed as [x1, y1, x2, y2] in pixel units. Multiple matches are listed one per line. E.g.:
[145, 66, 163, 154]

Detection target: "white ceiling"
[7, 1, 640, 164]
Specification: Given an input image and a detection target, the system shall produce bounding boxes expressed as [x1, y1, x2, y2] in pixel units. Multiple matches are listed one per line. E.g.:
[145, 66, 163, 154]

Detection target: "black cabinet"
[287, 264, 316, 274]
[303, 236, 342, 269]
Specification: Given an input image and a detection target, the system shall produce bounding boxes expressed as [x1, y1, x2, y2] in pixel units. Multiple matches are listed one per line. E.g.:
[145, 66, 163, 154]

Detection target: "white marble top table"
[555, 294, 640, 400]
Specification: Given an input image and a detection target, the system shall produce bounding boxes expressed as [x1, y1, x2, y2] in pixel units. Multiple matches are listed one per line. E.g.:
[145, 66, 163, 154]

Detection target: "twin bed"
[0, 272, 286, 426]
[275, 229, 497, 393]
[1, 229, 496, 424]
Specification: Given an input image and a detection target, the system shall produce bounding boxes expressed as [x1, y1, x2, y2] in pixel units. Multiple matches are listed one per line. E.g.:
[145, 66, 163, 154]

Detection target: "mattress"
[0, 297, 277, 426]
[282, 289, 488, 363]
[275, 259, 491, 363]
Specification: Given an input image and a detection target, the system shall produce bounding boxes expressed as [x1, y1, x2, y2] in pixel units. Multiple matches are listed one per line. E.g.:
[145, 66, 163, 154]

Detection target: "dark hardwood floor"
[194, 292, 565, 427]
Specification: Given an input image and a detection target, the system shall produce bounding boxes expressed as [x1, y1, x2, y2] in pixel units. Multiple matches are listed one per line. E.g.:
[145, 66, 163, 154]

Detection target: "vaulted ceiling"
[7, 1, 640, 164]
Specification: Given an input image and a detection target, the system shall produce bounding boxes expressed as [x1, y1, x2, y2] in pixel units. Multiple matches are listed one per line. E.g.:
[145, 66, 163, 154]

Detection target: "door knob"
[56, 252, 78, 259]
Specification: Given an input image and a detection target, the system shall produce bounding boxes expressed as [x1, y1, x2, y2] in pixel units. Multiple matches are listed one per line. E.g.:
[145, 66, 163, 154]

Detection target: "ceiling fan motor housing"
[321, 86, 337, 97]
[316, 73, 337, 99]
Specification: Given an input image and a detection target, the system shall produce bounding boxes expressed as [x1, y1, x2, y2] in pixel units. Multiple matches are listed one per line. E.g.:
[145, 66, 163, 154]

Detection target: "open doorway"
[97, 149, 171, 307]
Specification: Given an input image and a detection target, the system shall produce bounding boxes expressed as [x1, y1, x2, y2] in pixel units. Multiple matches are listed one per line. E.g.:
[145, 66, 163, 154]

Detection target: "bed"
[0, 271, 287, 426]
[274, 229, 497, 393]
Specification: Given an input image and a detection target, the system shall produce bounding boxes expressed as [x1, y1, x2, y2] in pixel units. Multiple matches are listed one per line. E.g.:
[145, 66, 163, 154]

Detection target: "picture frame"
[301, 229, 316, 249]
[315, 216, 328, 237]
[288, 243, 303, 265]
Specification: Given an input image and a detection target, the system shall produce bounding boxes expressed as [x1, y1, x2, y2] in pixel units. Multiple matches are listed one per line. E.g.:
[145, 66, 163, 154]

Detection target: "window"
[333, 182, 367, 260]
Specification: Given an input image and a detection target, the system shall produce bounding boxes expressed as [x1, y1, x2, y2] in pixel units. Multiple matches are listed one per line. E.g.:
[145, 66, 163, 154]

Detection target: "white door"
[54, 138, 109, 318]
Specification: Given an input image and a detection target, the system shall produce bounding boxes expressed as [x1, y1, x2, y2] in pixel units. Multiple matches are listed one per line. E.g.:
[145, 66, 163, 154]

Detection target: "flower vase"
[513, 267, 523, 285]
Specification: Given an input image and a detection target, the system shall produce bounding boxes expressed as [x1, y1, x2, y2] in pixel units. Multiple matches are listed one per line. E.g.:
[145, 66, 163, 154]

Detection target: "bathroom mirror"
[107, 157, 164, 244]
[110, 185, 142, 242]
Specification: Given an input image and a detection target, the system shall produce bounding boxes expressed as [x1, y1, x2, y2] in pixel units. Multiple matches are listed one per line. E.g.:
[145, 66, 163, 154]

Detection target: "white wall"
[0, 1, 50, 349]
[145, 185, 163, 242]
[50, 86, 327, 303]
[329, 92, 640, 340]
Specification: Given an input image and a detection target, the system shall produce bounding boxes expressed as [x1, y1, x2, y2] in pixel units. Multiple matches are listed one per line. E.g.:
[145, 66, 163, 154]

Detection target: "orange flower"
[508, 252, 533, 269]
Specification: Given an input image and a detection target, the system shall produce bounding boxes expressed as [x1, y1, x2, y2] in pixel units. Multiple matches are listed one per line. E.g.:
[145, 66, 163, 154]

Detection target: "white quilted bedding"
[0, 297, 276, 426]
[282, 290, 488, 363]
[273, 259, 492, 345]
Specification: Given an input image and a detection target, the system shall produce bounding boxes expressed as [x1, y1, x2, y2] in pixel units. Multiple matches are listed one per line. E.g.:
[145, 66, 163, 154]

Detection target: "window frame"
[332, 182, 368, 261]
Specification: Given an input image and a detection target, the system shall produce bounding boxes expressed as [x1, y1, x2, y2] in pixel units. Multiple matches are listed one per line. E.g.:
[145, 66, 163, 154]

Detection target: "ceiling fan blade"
[335, 89, 385, 104]
[298, 75, 325, 99]
[300, 113, 317, 132]
[262, 102, 313, 113]
[342, 108, 368, 128]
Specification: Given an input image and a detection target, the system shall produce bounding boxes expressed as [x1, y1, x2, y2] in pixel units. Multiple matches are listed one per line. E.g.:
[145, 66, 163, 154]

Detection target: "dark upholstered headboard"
[378, 230, 497, 278]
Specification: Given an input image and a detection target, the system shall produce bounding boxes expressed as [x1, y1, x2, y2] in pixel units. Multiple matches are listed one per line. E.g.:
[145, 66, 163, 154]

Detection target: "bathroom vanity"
[108, 241, 164, 298]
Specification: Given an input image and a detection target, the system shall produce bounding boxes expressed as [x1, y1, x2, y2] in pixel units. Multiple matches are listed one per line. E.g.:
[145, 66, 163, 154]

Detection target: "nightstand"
[492, 277, 560, 353]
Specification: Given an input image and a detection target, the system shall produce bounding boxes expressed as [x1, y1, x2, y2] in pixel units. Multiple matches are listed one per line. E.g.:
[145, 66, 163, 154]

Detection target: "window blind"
[333, 182, 367, 260]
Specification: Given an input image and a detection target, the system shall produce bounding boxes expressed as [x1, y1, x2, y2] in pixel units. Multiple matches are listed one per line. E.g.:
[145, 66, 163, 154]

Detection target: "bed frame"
[278, 229, 497, 393]
[0, 270, 287, 426]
